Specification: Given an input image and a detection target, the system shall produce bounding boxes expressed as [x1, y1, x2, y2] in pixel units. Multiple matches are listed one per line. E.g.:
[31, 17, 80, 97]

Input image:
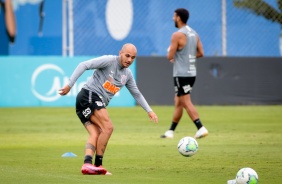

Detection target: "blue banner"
[0, 56, 136, 107]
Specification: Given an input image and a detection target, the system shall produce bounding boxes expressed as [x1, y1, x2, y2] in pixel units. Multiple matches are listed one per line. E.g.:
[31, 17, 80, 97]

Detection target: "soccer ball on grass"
[177, 136, 198, 157]
[235, 167, 258, 184]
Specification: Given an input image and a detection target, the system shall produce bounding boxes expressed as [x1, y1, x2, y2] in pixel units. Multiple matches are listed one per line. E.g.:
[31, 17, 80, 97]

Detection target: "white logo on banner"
[31, 64, 87, 102]
[31, 64, 64, 102]
[106, 0, 133, 40]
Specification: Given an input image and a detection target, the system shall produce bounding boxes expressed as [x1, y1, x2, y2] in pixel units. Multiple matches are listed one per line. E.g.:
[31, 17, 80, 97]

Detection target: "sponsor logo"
[102, 80, 120, 94]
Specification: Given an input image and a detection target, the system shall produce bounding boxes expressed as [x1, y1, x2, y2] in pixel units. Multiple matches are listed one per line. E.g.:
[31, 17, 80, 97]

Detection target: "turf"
[0, 106, 281, 184]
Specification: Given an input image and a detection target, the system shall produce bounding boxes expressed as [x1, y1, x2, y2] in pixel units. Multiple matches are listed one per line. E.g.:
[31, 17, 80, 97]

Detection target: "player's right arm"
[58, 62, 87, 95]
[167, 32, 180, 62]
[59, 56, 113, 96]
[58, 85, 70, 96]
[59, 62, 88, 95]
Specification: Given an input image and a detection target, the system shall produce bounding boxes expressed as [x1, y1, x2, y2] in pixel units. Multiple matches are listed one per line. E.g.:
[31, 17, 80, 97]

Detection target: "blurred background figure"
[0, 0, 16, 55]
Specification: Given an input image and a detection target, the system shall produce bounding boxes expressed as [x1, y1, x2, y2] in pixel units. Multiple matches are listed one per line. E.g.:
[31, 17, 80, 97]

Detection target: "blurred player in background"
[59, 43, 158, 175]
[160, 8, 208, 139]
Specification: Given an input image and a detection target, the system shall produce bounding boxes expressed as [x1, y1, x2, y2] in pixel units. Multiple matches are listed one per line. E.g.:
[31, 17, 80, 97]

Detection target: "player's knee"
[108, 124, 114, 134]
[89, 133, 99, 140]
[103, 124, 114, 135]
[182, 100, 193, 108]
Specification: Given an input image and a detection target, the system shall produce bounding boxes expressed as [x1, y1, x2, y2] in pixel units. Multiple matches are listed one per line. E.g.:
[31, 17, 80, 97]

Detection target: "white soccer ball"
[235, 167, 258, 184]
[177, 136, 198, 157]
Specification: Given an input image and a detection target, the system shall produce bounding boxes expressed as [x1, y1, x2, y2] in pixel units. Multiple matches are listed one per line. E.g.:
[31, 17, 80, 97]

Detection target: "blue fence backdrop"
[0, 0, 281, 56]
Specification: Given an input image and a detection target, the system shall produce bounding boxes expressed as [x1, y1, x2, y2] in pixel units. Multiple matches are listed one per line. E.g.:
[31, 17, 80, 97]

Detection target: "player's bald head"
[121, 43, 137, 54]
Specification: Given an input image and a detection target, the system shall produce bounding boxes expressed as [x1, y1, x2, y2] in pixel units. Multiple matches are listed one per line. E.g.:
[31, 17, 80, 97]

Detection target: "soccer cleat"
[160, 130, 174, 138]
[194, 126, 208, 139]
[81, 163, 107, 175]
[105, 171, 112, 175]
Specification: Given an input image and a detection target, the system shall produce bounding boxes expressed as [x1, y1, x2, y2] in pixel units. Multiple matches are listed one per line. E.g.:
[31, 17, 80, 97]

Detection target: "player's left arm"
[148, 111, 158, 123]
[196, 35, 204, 58]
[125, 71, 158, 123]
[125, 73, 148, 110]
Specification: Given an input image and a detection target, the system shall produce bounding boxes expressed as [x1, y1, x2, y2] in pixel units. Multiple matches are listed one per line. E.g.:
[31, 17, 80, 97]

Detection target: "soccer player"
[59, 43, 158, 175]
[160, 8, 208, 139]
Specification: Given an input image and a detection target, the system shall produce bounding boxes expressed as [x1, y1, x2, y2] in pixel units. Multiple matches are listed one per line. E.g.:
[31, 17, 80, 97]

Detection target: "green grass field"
[0, 106, 281, 184]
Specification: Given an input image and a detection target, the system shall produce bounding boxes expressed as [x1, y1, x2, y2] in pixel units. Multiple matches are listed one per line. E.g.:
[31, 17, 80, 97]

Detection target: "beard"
[174, 21, 178, 28]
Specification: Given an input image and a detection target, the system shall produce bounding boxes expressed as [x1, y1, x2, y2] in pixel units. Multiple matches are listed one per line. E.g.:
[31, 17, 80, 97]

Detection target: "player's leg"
[160, 95, 183, 138]
[180, 93, 208, 139]
[179, 77, 208, 139]
[173, 77, 184, 125]
[172, 95, 183, 124]
[84, 121, 101, 164]
[180, 94, 199, 121]
[161, 77, 183, 138]
[90, 108, 113, 166]
[76, 89, 109, 175]
[81, 121, 108, 175]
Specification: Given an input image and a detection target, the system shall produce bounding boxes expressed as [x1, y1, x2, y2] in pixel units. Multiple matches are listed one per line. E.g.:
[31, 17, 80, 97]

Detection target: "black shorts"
[76, 88, 105, 124]
[174, 77, 196, 96]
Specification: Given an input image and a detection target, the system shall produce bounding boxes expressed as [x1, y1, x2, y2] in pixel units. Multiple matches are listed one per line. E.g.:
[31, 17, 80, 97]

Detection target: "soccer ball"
[235, 167, 258, 184]
[177, 136, 198, 157]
